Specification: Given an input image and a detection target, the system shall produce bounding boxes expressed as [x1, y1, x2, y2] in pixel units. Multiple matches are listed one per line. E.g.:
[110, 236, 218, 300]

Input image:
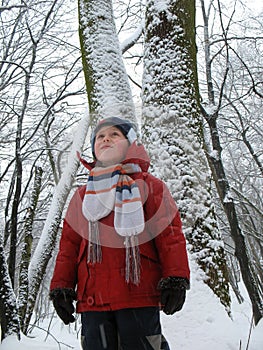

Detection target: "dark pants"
[81, 307, 170, 350]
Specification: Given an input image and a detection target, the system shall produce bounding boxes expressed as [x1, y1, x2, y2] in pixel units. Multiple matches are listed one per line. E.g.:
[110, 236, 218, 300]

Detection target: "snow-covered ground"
[1, 260, 262, 349]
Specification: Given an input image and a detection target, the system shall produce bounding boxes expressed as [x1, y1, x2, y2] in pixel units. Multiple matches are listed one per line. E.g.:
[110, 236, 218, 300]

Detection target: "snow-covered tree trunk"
[142, 0, 231, 310]
[0, 235, 20, 340]
[78, 0, 135, 124]
[24, 114, 90, 332]
[18, 166, 43, 333]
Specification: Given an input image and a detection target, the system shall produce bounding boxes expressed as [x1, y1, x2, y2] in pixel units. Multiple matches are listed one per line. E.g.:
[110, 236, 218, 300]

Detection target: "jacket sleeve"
[145, 175, 190, 280]
[50, 186, 86, 291]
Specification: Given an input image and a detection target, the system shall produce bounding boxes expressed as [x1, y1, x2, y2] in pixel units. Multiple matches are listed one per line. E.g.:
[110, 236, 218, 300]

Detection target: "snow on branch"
[120, 21, 144, 54]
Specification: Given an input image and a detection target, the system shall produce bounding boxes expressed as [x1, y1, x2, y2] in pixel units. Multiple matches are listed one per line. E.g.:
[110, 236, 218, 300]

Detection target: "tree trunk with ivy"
[142, 0, 231, 311]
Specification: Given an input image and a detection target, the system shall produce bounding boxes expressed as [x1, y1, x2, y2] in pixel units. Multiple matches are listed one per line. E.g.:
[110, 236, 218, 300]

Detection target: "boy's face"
[94, 125, 130, 166]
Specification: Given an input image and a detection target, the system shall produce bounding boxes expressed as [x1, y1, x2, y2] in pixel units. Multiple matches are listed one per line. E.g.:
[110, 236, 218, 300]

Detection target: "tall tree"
[141, 0, 231, 310]
[78, 0, 135, 123]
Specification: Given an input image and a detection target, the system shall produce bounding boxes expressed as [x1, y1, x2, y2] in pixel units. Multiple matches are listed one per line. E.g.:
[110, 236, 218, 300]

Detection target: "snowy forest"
[0, 0, 262, 349]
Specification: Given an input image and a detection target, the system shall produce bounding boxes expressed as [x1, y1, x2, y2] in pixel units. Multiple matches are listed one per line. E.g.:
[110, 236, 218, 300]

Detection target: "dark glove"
[158, 277, 190, 315]
[50, 289, 76, 325]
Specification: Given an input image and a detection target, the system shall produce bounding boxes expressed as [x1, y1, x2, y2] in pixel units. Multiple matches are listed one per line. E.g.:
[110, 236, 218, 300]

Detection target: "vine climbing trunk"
[142, 0, 231, 310]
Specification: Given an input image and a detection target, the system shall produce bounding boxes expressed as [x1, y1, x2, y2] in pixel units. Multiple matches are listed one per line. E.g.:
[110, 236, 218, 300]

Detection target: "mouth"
[100, 145, 112, 150]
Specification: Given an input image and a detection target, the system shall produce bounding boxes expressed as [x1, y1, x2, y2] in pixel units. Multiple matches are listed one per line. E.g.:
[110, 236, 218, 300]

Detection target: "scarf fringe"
[87, 221, 102, 264]
[125, 236, 141, 285]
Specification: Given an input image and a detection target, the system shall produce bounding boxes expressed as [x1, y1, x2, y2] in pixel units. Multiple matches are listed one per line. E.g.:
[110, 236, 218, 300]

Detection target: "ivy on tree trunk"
[142, 0, 231, 311]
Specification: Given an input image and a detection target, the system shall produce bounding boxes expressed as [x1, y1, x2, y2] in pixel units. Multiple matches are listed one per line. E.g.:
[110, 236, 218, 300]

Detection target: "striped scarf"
[82, 163, 145, 284]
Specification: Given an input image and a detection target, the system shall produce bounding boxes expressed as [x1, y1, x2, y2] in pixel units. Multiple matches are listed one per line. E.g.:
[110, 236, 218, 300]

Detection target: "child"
[50, 117, 190, 350]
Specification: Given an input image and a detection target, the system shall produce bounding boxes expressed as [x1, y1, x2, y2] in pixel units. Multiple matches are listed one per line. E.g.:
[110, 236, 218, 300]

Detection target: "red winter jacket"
[50, 142, 190, 312]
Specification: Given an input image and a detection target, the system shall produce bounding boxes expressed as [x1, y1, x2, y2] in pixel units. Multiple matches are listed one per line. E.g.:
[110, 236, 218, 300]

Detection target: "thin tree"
[0, 235, 20, 340]
[199, 0, 263, 324]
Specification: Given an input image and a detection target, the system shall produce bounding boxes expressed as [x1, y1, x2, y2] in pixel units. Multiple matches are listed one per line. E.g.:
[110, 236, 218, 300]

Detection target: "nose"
[102, 135, 110, 142]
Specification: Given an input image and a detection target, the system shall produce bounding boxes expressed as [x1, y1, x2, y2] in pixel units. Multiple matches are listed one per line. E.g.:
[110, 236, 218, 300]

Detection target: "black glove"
[158, 277, 190, 315]
[50, 289, 76, 325]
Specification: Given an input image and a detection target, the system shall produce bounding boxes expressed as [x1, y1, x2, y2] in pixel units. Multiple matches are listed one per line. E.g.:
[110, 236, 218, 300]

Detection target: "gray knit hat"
[91, 117, 137, 159]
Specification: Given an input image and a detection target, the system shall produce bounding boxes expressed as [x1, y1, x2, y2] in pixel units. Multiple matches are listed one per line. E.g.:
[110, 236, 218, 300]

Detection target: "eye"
[96, 133, 104, 139]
